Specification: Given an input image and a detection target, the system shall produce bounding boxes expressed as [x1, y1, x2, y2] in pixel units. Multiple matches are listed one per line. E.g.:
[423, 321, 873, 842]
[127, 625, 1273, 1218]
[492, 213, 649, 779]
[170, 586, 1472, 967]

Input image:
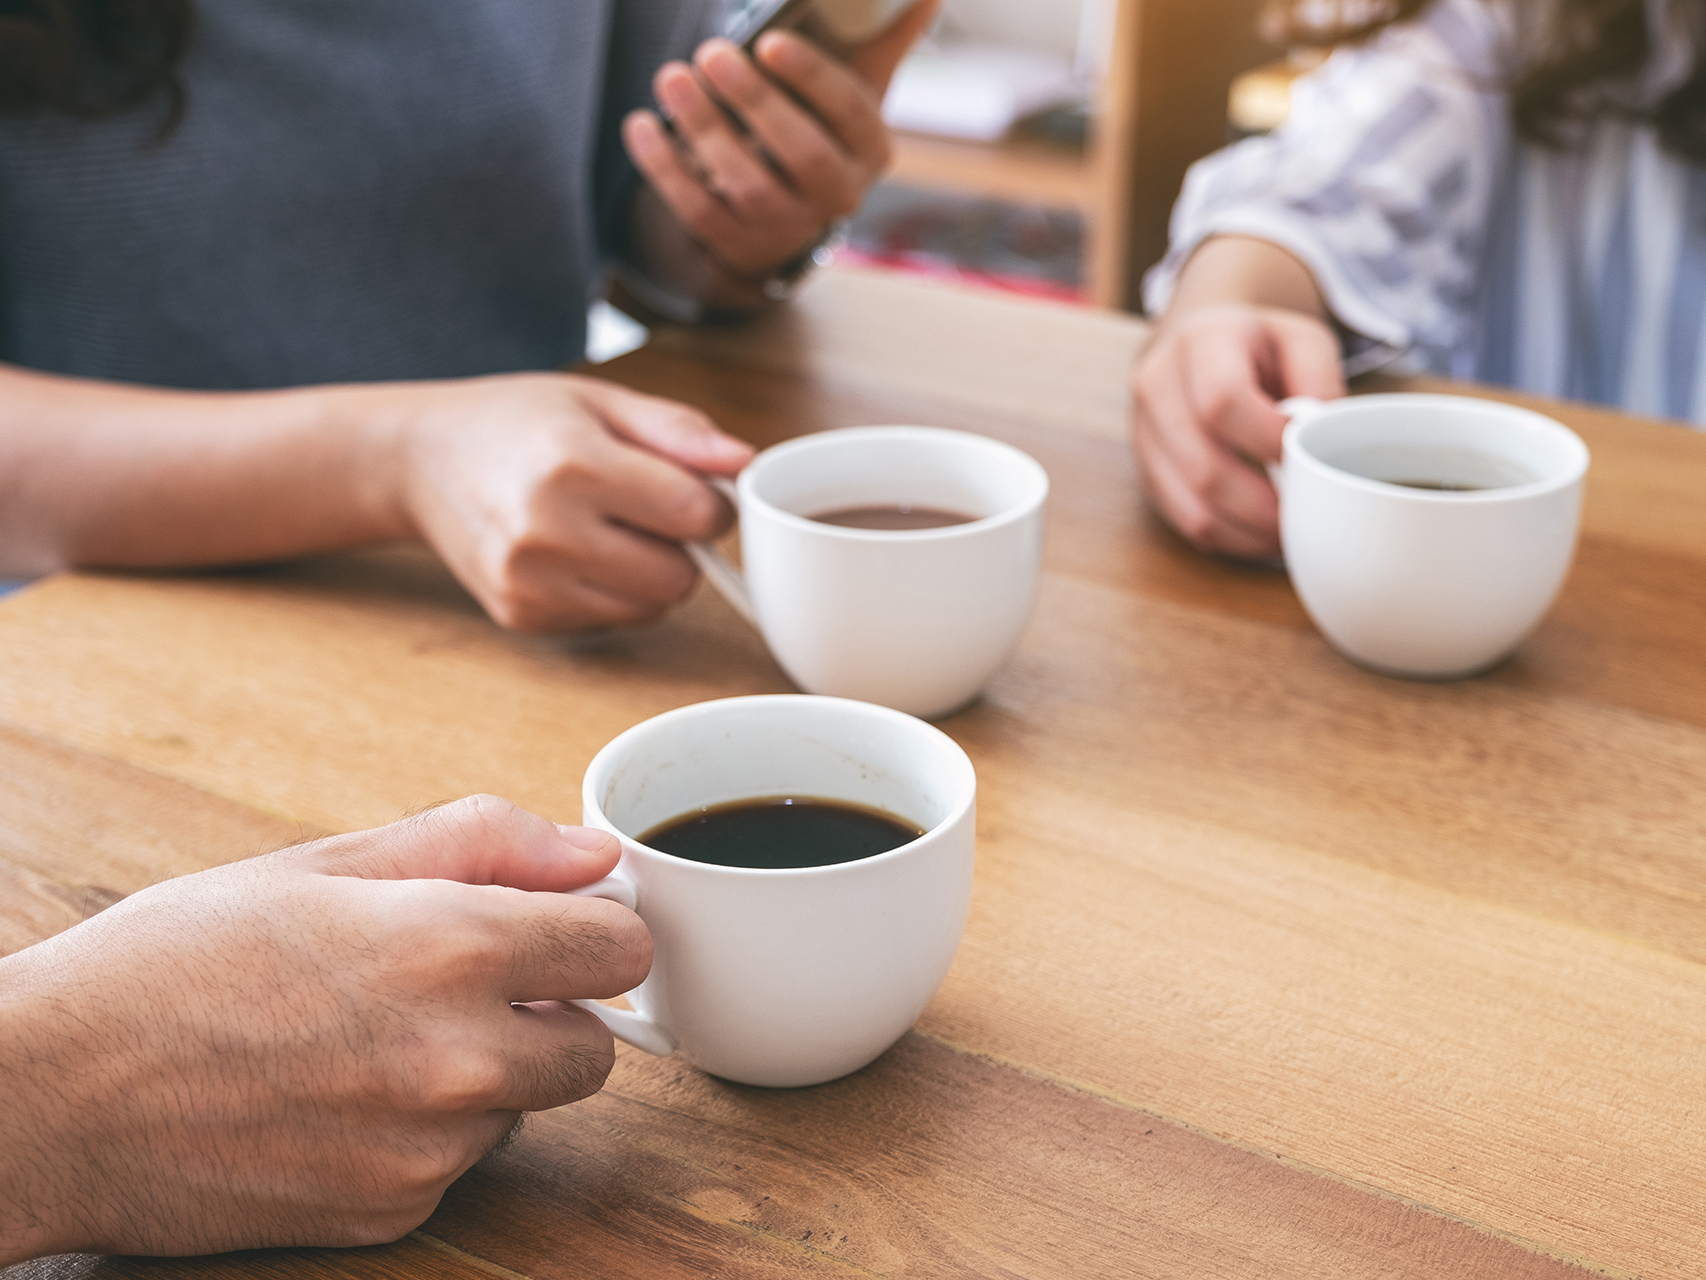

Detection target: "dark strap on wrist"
[756, 221, 846, 300]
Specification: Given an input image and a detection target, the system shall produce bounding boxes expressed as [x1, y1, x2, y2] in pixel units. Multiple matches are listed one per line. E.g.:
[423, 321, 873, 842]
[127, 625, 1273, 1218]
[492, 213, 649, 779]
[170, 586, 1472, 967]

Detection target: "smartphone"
[724, 0, 921, 60]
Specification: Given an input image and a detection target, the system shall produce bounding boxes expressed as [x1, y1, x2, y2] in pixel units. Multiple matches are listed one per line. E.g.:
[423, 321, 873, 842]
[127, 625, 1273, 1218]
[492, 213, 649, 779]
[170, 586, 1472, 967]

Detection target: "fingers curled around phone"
[752, 32, 891, 174]
[700, 34, 885, 211]
[624, 108, 812, 275]
[627, 32, 890, 275]
[651, 60, 800, 226]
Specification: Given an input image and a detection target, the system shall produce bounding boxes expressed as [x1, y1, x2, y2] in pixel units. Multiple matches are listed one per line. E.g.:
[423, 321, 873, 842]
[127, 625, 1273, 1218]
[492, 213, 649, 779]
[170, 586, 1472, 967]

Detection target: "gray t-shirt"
[0, 0, 716, 390]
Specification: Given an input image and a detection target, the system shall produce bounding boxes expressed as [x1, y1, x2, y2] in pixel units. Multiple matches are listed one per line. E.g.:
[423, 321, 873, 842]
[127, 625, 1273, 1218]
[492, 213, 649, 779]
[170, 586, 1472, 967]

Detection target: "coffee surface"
[1382, 479, 1489, 491]
[1331, 446, 1537, 491]
[640, 796, 924, 869]
[809, 504, 977, 531]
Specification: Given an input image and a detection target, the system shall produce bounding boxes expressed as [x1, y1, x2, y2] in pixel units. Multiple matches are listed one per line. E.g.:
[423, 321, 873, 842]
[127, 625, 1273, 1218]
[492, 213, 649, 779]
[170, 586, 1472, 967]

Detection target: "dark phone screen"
[724, 0, 907, 58]
[726, 0, 810, 49]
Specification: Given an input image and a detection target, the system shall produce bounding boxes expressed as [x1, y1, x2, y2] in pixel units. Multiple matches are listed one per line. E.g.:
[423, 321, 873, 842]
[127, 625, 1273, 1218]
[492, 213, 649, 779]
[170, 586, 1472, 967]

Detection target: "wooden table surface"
[5, 266, 1706, 1280]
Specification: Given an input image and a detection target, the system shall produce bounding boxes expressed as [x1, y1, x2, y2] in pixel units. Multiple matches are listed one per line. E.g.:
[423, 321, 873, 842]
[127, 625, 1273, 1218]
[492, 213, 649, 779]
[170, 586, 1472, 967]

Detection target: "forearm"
[0, 366, 412, 577]
[0, 953, 84, 1264]
[1163, 235, 1332, 326]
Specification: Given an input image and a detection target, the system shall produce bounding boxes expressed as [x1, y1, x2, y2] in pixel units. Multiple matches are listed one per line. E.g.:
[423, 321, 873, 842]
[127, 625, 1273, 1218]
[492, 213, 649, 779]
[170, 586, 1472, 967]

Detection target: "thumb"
[578, 378, 754, 478]
[850, 0, 943, 93]
[290, 795, 622, 891]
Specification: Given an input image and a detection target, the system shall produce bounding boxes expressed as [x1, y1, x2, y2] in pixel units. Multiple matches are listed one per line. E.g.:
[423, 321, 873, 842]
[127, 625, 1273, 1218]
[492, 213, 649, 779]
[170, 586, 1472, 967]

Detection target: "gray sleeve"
[595, 0, 727, 264]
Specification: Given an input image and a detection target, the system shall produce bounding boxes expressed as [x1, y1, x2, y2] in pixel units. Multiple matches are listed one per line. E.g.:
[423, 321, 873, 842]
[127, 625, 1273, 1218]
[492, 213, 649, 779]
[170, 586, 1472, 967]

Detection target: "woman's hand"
[0, 362, 750, 633]
[0, 797, 649, 1263]
[1130, 303, 1346, 560]
[622, 2, 939, 287]
[382, 373, 753, 632]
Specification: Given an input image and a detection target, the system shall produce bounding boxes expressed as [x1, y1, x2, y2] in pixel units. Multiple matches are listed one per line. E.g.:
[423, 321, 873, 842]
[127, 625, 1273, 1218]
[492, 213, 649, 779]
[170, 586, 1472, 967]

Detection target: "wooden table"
[4, 266, 1706, 1280]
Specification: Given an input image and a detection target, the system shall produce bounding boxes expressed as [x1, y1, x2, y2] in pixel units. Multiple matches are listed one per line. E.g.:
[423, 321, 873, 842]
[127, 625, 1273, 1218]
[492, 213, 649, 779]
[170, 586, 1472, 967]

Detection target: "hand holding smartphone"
[621, 0, 935, 306]
[725, 0, 926, 61]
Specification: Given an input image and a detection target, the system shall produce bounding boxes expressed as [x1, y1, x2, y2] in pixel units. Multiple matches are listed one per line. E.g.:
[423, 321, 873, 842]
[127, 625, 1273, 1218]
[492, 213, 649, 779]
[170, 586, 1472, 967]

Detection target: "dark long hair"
[0, 0, 194, 125]
[1265, 0, 1706, 163]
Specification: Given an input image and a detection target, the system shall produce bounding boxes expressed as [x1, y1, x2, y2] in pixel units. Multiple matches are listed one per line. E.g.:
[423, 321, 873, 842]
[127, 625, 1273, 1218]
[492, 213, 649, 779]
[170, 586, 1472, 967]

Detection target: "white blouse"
[1143, 0, 1706, 425]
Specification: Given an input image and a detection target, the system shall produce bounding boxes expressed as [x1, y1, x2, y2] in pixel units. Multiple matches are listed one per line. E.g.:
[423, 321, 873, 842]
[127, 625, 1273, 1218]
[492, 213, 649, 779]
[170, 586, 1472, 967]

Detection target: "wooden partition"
[885, 0, 1275, 312]
[1096, 0, 1275, 309]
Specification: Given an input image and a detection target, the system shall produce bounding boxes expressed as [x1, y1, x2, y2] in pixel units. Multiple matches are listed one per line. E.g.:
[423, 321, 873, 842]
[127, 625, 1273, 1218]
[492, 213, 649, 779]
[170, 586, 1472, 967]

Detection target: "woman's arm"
[0, 365, 404, 576]
[1129, 238, 1344, 559]
[0, 365, 751, 630]
[1130, 0, 1509, 557]
[1163, 234, 1332, 322]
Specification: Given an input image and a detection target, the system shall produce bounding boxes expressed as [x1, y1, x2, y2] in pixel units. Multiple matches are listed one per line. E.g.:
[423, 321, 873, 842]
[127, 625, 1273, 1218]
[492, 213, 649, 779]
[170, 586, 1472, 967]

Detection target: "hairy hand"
[0, 796, 650, 1262]
[1129, 304, 1345, 559]
[386, 372, 751, 631]
[622, 1, 940, 282]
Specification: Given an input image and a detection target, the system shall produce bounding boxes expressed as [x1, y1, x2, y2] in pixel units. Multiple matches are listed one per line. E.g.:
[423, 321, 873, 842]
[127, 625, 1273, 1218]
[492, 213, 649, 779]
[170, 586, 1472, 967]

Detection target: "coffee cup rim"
[1282, 393, 1590, 502]
[736, 425, 1049, 540]
[581, 694, 977, 878]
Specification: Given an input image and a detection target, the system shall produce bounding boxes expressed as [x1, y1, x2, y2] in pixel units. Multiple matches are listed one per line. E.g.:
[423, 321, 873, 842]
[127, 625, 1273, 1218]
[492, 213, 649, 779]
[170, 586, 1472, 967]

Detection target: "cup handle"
[568, 872, 679, 1058]
[1269, 397, 1325, 491]
[1277, 395, 1325, 420]
[685, 476, 756, 625]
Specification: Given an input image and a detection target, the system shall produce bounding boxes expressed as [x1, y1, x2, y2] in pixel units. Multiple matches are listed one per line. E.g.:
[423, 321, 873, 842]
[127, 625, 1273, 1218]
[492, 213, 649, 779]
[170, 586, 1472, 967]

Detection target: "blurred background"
[835, 0, 1300, 311]
[597, 0, 1308, 360]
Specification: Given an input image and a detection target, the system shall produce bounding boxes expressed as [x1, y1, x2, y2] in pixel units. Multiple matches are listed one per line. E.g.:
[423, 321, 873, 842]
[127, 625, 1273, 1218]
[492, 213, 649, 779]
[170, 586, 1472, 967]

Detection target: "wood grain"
[0, 687, 1609, 1280]
[644, 266, 1150, 444]
[4, 269, 1700, 1277]
[3, 1235, 511, 1280]
[1, 1037, 1602, 1280]
[0, 722, 310, 940]
[932, 759, 1706, 1277]
[9, 567, 1688, 1270]
[420, 1034, 1596, 1280]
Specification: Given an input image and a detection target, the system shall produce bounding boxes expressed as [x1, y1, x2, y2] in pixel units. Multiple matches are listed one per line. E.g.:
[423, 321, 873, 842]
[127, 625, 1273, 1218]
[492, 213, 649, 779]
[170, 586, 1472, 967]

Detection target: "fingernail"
[558, 824, 617, 852]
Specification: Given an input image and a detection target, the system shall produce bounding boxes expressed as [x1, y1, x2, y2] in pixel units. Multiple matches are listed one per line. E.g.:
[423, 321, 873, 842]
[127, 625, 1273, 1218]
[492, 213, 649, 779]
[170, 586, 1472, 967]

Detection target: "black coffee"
[810, 504, 978, 531]
[1383, 479, 1489, 492]
[640, 797, 924, 869]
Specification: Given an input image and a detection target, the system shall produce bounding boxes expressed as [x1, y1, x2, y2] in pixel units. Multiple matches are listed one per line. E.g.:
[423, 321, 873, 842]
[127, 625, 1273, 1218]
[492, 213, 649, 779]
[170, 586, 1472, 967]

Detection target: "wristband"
[756, 221, 847, 301]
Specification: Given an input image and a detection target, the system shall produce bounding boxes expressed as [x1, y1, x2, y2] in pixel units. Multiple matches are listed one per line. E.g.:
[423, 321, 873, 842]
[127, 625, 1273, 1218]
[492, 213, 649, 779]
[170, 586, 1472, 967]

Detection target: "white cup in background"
[1275, 393, 1590, 680]
[687, 426, 1048, 721]
[570, 694, 976, 1088]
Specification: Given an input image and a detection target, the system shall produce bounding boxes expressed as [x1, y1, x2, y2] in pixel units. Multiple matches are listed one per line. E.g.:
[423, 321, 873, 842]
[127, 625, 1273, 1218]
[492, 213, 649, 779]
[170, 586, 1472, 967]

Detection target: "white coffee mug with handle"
[1273, 393, 1590, 679]
[686, 426, 1048, 721]
[567, 694, 976, 1089]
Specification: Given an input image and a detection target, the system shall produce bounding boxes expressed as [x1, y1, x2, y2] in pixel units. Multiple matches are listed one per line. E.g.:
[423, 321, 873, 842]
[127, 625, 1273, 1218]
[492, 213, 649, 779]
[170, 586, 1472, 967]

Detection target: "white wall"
[935, 0, 1086, 61]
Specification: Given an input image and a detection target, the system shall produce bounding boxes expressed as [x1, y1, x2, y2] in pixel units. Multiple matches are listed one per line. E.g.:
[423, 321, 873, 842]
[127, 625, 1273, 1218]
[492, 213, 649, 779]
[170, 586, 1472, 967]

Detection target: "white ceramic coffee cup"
[687, 426, 1048, 721]
[1274, 393, 1590, 680]
[568, 694, 976, 1088]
